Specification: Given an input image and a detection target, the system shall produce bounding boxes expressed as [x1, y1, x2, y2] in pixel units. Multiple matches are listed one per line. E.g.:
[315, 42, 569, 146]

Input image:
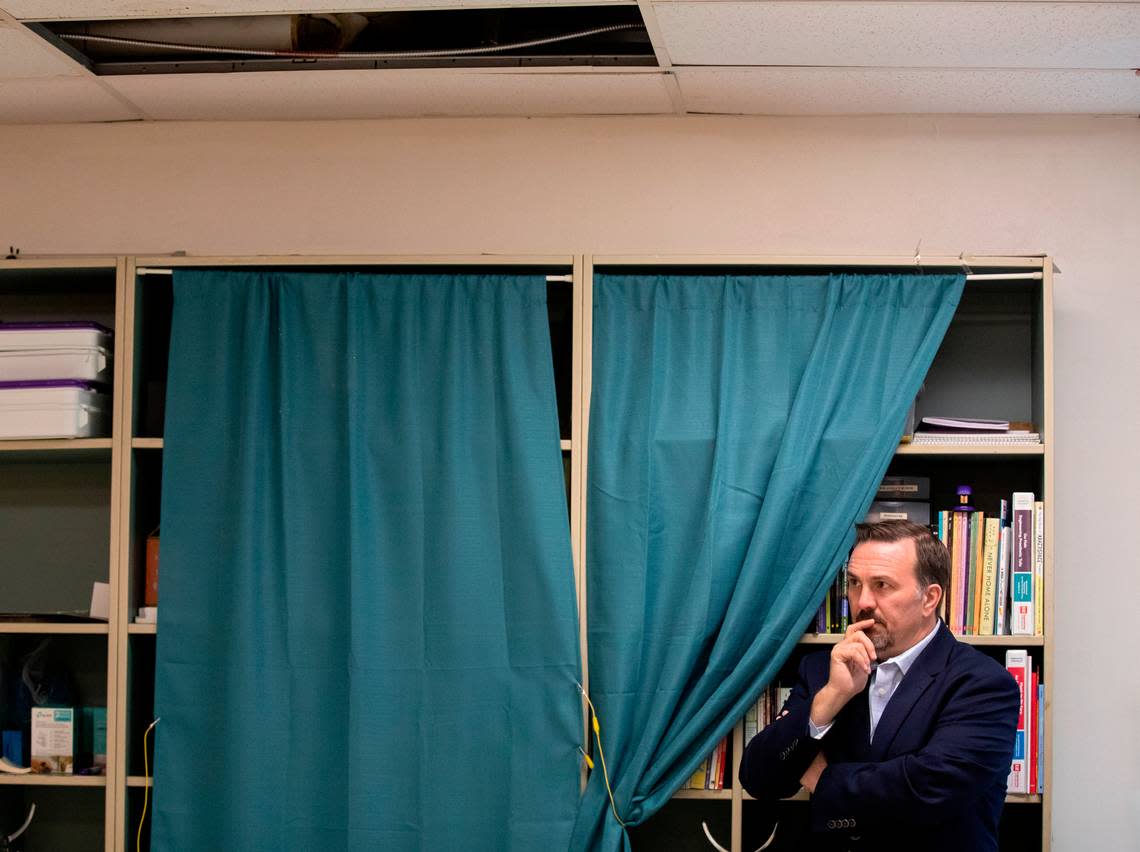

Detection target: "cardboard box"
[30, 707, 74, 774]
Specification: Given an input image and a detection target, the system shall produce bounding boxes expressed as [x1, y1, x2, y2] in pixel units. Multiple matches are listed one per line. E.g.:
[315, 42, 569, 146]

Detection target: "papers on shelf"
[0, 757, 32, 774]
[919, 416, 1009, 431]
[911, 432, 1041, 445]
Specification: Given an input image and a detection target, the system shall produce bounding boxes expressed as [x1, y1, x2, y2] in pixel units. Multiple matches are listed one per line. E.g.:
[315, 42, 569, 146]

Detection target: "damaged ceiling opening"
[28, 7, 656, 74]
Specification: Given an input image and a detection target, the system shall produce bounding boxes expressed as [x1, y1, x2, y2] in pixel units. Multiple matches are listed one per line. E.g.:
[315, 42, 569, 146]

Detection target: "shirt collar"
[879, 619, 940, 676]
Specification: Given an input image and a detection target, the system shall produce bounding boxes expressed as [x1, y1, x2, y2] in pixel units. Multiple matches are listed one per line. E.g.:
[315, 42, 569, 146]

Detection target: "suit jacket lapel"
[868, 622, 953, 760]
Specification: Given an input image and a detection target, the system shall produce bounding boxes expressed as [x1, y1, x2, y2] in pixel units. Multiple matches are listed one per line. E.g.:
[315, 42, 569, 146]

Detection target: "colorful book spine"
[995, 521, 1011, 635]
[1010, 493, 1035, 635]
[1036, 681, 1046, 793]
[969, 512, 985, 634]
[937, 510, 951, 623]
[979, 517, 1000, 635]
[1029, 669, 1039, 794]
[952, 511, 970, 633]
[1006, 649, 1031, 794]
[1034, 500, 1045, 636]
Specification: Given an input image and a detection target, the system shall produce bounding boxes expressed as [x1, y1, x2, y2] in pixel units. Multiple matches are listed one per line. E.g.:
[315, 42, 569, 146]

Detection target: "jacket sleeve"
[738, 656, 825, 801]
[809, 662, 1020, 833]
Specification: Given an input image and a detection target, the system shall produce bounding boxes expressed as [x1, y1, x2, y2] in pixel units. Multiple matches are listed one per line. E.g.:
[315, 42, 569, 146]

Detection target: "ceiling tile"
[0, 20, 87, 78]
[104, 68, 674, 119]
[653, 2, 1140, 69]
[0, 77, 141, 122]
[5, 0, 634, 21]
[675, 67, 1140, 114]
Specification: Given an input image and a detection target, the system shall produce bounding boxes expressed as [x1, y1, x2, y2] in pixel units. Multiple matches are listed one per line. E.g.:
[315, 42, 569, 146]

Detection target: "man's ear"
[922, 583, 943, 617]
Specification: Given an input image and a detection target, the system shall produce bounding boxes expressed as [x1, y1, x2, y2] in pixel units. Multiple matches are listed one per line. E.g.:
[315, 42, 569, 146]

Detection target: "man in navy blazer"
[739, 519, 1021, 851]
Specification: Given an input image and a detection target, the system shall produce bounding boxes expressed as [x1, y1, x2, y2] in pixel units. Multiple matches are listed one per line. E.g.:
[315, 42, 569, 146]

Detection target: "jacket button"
[826, 820, 836, 829]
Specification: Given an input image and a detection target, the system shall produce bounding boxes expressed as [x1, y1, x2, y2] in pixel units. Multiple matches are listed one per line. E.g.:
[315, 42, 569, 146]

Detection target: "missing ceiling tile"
[27, 6, 655, 74]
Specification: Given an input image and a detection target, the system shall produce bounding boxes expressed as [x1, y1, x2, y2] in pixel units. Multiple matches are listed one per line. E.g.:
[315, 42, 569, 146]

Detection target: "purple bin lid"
[0, 378, 108, 393]
[0, 321, 113, 335]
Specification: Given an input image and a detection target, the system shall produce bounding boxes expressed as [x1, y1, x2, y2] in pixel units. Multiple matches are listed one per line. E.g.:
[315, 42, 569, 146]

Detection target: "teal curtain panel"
[570, 273, 965, 852]
[152, 271, 581, 851]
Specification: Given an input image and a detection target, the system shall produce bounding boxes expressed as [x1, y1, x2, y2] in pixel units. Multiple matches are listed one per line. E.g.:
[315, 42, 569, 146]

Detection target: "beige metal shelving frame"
[1, 252, 1052, 852]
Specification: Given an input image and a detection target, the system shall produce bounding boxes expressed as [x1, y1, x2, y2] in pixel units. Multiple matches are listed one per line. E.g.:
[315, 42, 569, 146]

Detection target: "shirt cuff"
[808, 717, 834, 739]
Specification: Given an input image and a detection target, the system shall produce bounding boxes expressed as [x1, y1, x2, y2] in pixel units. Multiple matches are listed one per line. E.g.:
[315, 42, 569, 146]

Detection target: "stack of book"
[686, 684, 793, 790]
[1006, 649, 1045, 795]
[809, 565, 849, 634]
[686, 733, 730, 791]
[936, 491, 1044, 636]
[911, 416, 1041, 446]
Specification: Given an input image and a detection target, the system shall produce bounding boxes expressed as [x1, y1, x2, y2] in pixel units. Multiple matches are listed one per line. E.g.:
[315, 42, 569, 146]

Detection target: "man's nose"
[853, 587, 875, 613]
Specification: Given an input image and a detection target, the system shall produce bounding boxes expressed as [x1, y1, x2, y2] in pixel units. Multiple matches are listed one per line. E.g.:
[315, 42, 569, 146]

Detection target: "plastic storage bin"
[0, 379, 111, 439]
[0, 321, 113, 383]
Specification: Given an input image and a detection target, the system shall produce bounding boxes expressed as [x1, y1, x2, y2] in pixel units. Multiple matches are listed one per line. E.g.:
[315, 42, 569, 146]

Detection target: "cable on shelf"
[137, 718, 160, 852]
[576, 682, 625, 828]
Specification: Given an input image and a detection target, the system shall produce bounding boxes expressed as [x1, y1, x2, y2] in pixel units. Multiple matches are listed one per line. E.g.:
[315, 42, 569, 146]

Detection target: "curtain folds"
[570, 273, 965, 852]
[152, 271, 581, 852]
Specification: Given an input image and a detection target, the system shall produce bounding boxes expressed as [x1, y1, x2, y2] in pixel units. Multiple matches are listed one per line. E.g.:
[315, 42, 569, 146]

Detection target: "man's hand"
[800, 751, 827, 794]
[810, 618, 878, 729]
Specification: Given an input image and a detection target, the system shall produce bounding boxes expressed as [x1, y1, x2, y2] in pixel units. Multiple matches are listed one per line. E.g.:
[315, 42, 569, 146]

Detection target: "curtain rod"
[137, 267, 573, 282]
[136, 267, 1040, 282]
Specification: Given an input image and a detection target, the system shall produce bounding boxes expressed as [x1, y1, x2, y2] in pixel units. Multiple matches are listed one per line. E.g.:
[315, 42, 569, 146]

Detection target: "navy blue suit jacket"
[739, 622, 1020, 851]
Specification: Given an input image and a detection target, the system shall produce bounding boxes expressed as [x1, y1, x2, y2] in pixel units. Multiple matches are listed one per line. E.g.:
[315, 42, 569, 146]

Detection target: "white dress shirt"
[810, 620, 940, 742]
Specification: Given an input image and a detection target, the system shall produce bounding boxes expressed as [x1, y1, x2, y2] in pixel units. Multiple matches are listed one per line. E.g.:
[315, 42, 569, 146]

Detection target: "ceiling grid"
[0, 0, 1137, 121]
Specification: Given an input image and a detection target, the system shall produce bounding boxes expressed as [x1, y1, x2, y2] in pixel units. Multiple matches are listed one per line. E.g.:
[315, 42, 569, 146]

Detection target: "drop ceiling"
[1, 0, 1137, 122]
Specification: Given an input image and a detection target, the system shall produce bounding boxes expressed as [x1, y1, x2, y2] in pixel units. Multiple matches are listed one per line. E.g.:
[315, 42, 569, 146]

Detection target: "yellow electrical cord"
[138, 719, 159, 852]
[578, 686, 625, 828]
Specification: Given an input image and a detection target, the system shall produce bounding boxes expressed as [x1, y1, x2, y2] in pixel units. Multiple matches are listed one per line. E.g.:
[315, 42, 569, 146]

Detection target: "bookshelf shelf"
[674, 788, 732, 801]
[799, 633, 1044, 646]
[0, 438, 114, 453]
[126, 776, 153, 788]
[128, 623, 157, 635]
[131, 438, 164, 450]
[0, 774, 107, 787]
[895, 444, 1044, 457]
[740, 790, 1040, 805]
[0, 622, 109, 635]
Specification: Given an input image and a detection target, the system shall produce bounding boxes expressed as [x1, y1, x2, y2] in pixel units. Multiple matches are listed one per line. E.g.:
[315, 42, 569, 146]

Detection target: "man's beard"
[856, 610, 891, 653]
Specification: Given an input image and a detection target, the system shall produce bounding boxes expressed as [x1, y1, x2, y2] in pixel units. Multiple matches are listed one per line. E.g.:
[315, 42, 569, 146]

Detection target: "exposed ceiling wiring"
[58, 23, 642, 60]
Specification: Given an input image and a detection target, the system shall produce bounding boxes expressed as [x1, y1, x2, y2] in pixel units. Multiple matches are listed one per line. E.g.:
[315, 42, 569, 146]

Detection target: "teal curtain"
[152, 271, 581, 851]
[570, 273, 964, 852]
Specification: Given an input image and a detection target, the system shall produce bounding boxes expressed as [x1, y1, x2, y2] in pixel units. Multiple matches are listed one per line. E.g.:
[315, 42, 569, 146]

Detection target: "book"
[919, 416, 1010, 431]
[1029, 669, 1039, 794]
[951, 511, 967, 633]
[974, 513, 988, 632]
[1034, 501, 1045, 636]
[1006, 649, 1031, 794]
[979, 517, 1000, 635]
[1010, 493, 1036, 635]
[995, 502, 1011, 635]
[688, 759, 708, 790]
[1036, 681, 1046, 793]
[967, 512, 983, 634]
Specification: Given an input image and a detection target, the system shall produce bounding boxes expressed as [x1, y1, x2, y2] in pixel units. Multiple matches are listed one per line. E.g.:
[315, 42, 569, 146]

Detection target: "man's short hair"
[855, 519, 950, 593]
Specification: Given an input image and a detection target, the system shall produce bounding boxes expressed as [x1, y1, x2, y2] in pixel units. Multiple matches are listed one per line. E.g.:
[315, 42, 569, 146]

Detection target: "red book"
[1029, 669, 1039, 794]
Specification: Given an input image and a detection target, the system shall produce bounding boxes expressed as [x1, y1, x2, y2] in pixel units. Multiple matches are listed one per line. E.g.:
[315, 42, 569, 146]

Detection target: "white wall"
[2, 114, 1138, 849]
